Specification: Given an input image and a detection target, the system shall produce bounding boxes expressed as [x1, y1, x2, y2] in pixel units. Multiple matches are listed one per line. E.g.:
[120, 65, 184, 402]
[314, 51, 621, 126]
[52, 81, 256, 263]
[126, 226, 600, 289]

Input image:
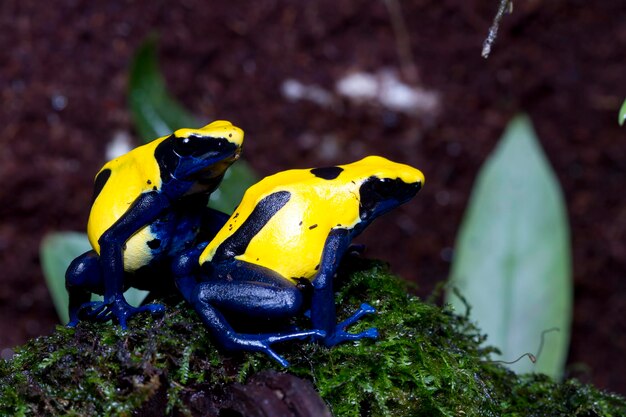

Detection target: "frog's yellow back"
[201, 156, 424, 281]
[87, 139, 165, 248]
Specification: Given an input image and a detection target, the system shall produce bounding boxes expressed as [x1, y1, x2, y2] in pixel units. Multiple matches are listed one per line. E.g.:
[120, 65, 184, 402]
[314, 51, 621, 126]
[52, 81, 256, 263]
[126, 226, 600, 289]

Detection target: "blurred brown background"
[1, 0, 625, 394]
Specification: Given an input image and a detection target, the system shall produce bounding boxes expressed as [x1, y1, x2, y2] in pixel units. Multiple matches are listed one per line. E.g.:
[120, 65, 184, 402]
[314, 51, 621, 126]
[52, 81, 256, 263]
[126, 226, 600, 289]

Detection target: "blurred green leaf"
[40, 232, 148, 324]
[128, 35, 197, 142]
[209, 160, 257, 213]
[128, 36, 256, 212]
[41, 232, 92, 324]
[445, 115, 572, 379]
[619, 98, 626, 126]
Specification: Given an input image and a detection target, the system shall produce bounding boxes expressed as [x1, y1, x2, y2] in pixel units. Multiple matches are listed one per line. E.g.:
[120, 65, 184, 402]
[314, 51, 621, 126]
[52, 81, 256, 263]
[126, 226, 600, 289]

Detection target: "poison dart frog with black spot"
[66, 120, 244, 328]
[173, 156, 424, 366]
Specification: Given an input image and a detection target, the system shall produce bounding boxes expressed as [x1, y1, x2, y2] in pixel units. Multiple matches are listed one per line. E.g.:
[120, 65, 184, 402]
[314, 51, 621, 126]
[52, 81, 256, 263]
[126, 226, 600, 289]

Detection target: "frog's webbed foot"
[323, 303, 378, 347]
[78, 297, 165, 329]
[222, 329, 326, 367]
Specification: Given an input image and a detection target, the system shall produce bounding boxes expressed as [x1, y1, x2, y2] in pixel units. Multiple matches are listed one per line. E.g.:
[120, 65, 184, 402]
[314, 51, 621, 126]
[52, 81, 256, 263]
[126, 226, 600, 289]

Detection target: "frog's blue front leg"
[86, 191, 170, 328]
[310, 230, 378, 347]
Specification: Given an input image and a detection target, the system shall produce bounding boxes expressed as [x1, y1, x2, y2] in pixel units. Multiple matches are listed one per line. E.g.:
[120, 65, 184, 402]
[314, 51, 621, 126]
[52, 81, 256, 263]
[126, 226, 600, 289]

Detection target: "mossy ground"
[1, 259, 624, 416]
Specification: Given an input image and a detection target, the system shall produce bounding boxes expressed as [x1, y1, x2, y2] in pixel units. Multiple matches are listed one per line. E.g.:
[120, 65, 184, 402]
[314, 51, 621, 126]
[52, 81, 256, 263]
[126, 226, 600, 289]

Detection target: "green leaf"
[128, 36, 256, 212]
[40, 232, 148, 324]
[619, 98, 626, 126]
[41, 232, 92, 324]
[445, 115, 572, 379]
[209, 161, 257, 213]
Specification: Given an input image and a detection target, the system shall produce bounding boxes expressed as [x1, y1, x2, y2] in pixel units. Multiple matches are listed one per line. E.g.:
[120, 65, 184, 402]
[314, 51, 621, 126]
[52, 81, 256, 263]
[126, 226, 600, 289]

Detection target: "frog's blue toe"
[115, 302, 165, 328]
[361, 327, 379, 339]
[265, 349, 290, 367]
[324, 326, 379, 346]
[140, 303, 166, 316]
[78, 301, 108, 321]
[76, 299, 165, 328]
[322, 303, 378, 346]
[338, 302, 376, 329]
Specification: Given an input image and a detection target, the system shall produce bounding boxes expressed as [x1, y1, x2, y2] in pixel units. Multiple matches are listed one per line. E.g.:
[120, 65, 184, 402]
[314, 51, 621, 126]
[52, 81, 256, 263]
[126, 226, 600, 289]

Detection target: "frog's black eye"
[173, 135, 200, 156]
[359, 176, 420, 218]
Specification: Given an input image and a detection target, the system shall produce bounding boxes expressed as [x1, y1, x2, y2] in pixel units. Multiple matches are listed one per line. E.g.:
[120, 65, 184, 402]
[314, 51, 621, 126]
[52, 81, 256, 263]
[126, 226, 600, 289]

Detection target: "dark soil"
[1, 0, 625, 396]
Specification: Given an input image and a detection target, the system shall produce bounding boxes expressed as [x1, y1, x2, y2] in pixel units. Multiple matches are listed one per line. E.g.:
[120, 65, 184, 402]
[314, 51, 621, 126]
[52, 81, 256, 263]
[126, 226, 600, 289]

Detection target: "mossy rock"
[1, 259, 624, 416]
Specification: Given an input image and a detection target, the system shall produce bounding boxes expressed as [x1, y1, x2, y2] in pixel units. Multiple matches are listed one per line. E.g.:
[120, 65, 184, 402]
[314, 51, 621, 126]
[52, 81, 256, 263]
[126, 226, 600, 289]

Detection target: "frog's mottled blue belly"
[168, 213, 202, 255]
[122, 212, 200, 271]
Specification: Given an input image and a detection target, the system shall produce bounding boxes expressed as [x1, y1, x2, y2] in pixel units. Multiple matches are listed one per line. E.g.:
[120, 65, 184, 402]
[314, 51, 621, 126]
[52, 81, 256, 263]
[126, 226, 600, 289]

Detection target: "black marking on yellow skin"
[309, 224, 318, 230]
[92, 169, 111, 203]
[310, 166, 343, 180]
[147, 239, 161, 249]
[147, 179, 152, 185]
[213, 191, 291, 262]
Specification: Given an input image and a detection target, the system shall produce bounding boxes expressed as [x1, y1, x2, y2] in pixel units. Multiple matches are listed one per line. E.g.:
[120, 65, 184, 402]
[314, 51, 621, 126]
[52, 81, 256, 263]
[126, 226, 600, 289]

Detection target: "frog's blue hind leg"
[189, 261, 325, 367]
[310, 230, 378, 347]
[66, 250, 104, 327]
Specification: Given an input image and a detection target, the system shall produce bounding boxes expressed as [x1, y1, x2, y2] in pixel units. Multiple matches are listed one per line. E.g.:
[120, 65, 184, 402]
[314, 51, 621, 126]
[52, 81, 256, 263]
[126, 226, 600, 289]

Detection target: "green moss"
[1, 259, 624, 416]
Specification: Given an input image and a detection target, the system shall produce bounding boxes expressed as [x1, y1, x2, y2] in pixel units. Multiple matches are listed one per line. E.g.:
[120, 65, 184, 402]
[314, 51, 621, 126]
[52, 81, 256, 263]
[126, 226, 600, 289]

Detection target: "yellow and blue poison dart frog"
[65, 120, 244, 328]
[173, 156, 424, 366]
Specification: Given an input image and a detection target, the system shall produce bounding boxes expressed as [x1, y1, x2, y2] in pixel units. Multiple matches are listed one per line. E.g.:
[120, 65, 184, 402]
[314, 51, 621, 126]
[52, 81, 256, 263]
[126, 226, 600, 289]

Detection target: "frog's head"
[155, 120, 244, 185]
[352, 156, 424, 221]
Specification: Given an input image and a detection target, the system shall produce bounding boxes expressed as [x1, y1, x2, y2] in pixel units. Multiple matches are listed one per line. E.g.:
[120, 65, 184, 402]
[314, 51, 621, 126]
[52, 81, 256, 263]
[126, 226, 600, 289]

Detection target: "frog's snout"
[198, 120, 245, 148]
